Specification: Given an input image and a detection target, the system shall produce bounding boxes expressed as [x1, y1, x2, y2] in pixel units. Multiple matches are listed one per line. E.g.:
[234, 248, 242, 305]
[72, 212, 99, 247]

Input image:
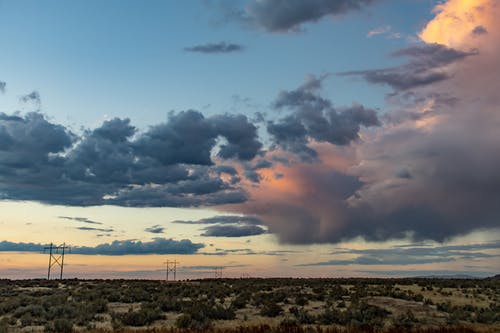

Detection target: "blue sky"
[0, 0, 433, 127]
[0, 0, 499, 279]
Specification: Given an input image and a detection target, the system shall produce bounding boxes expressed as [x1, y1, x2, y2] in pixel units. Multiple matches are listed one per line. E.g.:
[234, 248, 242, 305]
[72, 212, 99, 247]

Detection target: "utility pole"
[214, 266, 223, 279]
[164, 260, 179, 281]
[44, 243, 70, 280]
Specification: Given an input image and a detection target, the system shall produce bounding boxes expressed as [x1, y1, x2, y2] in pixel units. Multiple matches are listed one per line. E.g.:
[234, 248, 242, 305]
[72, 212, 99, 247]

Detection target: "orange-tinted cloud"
[420, 0, 496, 48]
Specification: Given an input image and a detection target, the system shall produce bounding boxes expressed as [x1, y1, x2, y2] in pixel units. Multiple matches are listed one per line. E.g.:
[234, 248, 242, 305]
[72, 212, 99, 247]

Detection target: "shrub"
[46, 318, 73, 333]
[116, 303, 163, 327]
[260, 301, 283, 317]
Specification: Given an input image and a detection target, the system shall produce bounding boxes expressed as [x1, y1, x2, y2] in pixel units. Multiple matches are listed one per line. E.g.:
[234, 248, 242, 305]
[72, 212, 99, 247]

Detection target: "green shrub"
[260, 300, 283, 317]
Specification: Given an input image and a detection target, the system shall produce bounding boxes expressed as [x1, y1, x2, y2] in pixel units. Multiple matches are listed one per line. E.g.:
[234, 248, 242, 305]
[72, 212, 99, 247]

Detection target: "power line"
[43, 243, 70, 280]
[164, 259, 179, 281]
[214, 266, 223, 279]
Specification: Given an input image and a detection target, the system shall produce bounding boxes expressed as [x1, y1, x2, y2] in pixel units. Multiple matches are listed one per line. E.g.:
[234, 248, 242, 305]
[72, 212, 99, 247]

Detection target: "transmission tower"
[44, 243, 70, 280]
[164, 260, 179, 281]
[214, 266, 223, 279]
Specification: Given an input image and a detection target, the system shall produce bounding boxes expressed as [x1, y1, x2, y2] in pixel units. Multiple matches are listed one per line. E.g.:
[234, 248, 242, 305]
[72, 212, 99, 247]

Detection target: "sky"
[0, 0, 499, 279]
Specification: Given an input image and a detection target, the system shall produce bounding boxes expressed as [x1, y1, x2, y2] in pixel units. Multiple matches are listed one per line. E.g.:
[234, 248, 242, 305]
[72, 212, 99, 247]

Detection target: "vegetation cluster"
[0, 277, 498, 332]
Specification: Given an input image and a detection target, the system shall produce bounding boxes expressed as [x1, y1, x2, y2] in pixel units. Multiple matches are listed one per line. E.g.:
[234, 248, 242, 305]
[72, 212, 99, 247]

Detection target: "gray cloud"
[0, 110, 261, 207]
[358, 270, 495, 278]
[215, 165, 238, 175]
[268, 75, 379, 159]
[243, 169, 262, 183]
[144, 225, 165, 234]
[299, 256, 454, 266]
[211, 114, 262, 160]
[0, 82, 5, 93]
[239, 0, 378, 32]
[253, 159, 273, 169]
[58, 216, 103, 225]
[472, 25, 488, 36]
[339, 44, 477, 91]
[76, 226, 114, 233]
[201, 224, 267, 237]
[299, 241, 500, 266]
[173, 215, 264, 225]
[174, 215, 267, 238]
[20, 91, 41, 105]
[0, 238, 204, 255]
[184, 41, 243, 53]
[72, 238, 204, 255]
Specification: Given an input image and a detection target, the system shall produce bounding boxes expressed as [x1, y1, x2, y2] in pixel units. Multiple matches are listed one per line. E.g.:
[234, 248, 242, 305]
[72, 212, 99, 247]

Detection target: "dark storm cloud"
[267, 76, 379, 159]
[339, 44, 477, 91]
[201, 224, 267, 237]
[133, 110, 217, 166]
[240, 0, 379, 32]
[215, 165, 238, 175]
[184, 41, 243, 53]
[58, 216, 103, 225]
[144, 225, 165, 234]
[173, 215, 264, 226]
[0, 110, 261, 207]
[211, 114, 262, 160]
[0, 238, 204, 255]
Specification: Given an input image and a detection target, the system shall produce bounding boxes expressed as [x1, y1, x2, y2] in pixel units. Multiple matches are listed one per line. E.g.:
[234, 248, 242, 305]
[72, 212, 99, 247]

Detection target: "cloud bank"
[0, 238, 204, 255]
[223, 0, 500, 244]
[0, 110, 260, 207]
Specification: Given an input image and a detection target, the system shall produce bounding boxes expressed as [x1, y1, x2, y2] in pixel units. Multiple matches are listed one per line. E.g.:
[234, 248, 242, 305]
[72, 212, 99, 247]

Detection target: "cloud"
[144, 225, 165, 234]
[174, 215, 267, 238]
[358, 270, 495, 278]
[20, 91, 41, 105]
[173, 215, 264, 225]
[267, 75, 380, 159]
[238, 0, 379, 32]
[299, 241, 500, 266]
[199, 248, 301, 256]
[472, 25, 488, 36]
[201, 224, 267, 237]
[0, 238, 204, 255]
[76, 226, 114, 233]
[184, 42, 243, 53]
[58, 216, 103, 225]
[253, 159, 273, 169]
[0, 240, 43, 252]
[339, 43, 477, 91]
[0, 110, 261, 207]
[226, 0, 500, 244]
[299, 256, 454, 266]
[215, 165, 238, 175]
[0, 82, 5, 93]
[367, 25, 401, 39]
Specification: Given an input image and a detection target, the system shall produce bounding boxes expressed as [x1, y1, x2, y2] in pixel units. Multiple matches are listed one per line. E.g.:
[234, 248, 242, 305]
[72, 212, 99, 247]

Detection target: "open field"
[0, 278, 498, 333]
